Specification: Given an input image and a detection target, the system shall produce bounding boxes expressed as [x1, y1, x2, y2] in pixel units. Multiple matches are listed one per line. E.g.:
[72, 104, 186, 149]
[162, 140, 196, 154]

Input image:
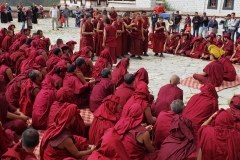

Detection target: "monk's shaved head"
[22, 128, 39, 148]
[170, 100, 185, 114]
[29, 70, 40, 81]
[170, 75, 180, 85]
[67, 64, 76, 73]
[75, 57, 85, 66]
[124, 73, 135, 84]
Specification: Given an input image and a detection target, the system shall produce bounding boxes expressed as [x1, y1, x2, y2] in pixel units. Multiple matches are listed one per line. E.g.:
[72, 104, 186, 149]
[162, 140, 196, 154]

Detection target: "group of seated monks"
[1, 22, 240, 160]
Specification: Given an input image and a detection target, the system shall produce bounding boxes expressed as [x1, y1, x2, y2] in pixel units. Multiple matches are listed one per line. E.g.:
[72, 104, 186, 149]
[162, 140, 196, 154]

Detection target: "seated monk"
[157, 114, 197, 160]
[163, 33, 177, 54]
[63, 64, 94, 108]
[193, 44, 224, 87]
[134, 67, 149, 87]
[0, 28, 7, 48]
[40, 105, 96, 160]
[2, 128, 39, 160]
[66, 40, 77, 57]
[222, 33, 234, 59]
[8, 36, 27, 55]
[32, 75, 57, 130]
[89, 95, 121, 146]
[0, 52, 13, 91]
[174, 33, 190, 56]
[230, 38, 240, 63]
[49, 38, 63, 56]
[46, 48, 62, 72]
[183, 83, 218, 136]
[75, 57, 90, 84]
[73, 46, 93, 78]
[48, 87, 86, 136]
[92, 47, 112, 80]
[112, 58, 130, 87]
[186, 37, 202, 58]
[1, 30, 14, 52]
[153, 100, 185, 150]
[151, 75, 183, 117]
[0, 124, 8, 157]
[215, 35, 223, 48]
[198, 109, 240, 159]
[90, 68, 115, 112]
[31, 55, 48, 77]
[226, 95, 240, 131]
[219, 56, 236, 81]
[88, 128, 130, 160]
[200, 39, 212, 60]
[122, 81, 156, 124]
[61, 44, 72, 64]
[115, 103, 157, 160]
[115, 73, 135, 108]
[19, 70, 43, 117]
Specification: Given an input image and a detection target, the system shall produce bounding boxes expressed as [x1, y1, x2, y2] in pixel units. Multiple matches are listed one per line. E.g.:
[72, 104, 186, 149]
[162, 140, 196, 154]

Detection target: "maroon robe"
[218, 57, 236, 81]
[142, 17, 149, 53]
[109, 11, 117, 22]
[113, 21, 123, 56]
[130, 19, 143, 56]
[215, 39, 223, 48]
[157, 115, 197, 160]
[96, 20, 104, 56]
[111, 58, 129, 87]
[46, 54, 61, 72]
[0, 28, 7, 48]
[115, 82, 135, 108]
[183, 83, 219, 136]
[185, 43, 202, 58]
[174, 38, 190, 55]
[82, 21, 94, 49]
[151, 84, 183, 117]
[89, 95, 120, 146]
[233, 45, 240, 62]
[223, 40, 234, 57]
[153, 22, 166, 53]
[63, 72, 90, 108]
[0, 64, 10, 92]
[78, 46, 93, 78]
[93, 18, 100, 54]
[90, 78, 115, 112]
[0, 128, 8, 157]
[227, 95, 240, 131]
[105, 24, 117, 64]
[1, 35, 13, 52]
[122, 17, 131, 55]
[193, 60, 224, 87]
[164, 38, 176, 53]
[32, 75, 57, 130]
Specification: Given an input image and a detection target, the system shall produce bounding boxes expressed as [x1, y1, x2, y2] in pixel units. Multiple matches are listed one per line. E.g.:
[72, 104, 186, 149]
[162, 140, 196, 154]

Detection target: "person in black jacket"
[199, 12, 209, 38]
[192, 12, 201, 37]
[21, 8, 26, 30]
[17, 2, 22, 22]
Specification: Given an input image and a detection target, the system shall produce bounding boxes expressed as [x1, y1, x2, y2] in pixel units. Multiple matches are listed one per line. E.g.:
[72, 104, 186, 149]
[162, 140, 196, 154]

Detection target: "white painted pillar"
[136, 0, 156, 8]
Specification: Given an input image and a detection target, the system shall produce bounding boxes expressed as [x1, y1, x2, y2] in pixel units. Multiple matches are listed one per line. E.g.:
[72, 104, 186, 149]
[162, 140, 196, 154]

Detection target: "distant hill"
[4, 0, 60, 7]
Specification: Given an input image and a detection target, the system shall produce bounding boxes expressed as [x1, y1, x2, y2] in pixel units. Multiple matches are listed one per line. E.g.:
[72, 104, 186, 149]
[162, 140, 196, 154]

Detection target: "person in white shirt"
[49, 4, 60, 30]
[228, 12, 239, 41]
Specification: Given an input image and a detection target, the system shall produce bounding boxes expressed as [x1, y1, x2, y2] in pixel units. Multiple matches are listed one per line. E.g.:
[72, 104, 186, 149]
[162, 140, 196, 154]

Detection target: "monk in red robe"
[32, 75, 57, 130]
[46, 48, 62, 72]
[183, 83, 218, 136]
[48, 87, 86, 136]
[89, 95, 121, 146]
[130, 13, 144, 59]
[66, 40, 77, 57]
[142, 11, 150, 56]
[174, 33, 190, 55]
[90, 68, 115, 112]
[1, 30, 13, 52]
[115, 103, 157, 160]
[215, 35, 223, 48]
[8, 36, 27, 55]
[88, 128, 130, 160]
[49, 60, 67, 89]
[222, 33, 234, 58]
[122, 81, 156, 124]
[109, 7, 117, 23]
[19, 70, 42, 117]
[0, 126, 8, 157]
[0, 53, 13, 91]
[193, 45, 224, 87]
[113, 15, 124, 58]
[103, 18, 117, 64]
[49, 38, 63, 56]
[153, 100, 184, 149]
[63, 64, 94, 108]
[122, 12, 133, 56]
[153, 17, 166, 57]
[200, 39, 212, 60]
[115, 73, 135, 108]
[93, 12, 101, 55]
[2, 129, 39, 160]
[163, 33, 176, 54]
[96, 15, 107, 56]
[219, 56, 236, 81]
[0, 28, 7, 48]
[198, 109, 240, 160]
[82, 14, 94, 50]
[152, 75, 183, 117]
[230, 38, 240, 63]
[157, 114, 197, 160]
[186, 37, 202, 58]
[92, 47, 112, 80]
[61, 44, 72, 64]
[112, 58, 129, 87]
[40, 105, 96, 160]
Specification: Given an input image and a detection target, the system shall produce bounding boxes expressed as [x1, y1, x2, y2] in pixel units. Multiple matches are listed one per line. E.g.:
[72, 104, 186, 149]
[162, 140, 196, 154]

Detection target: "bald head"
[170, 75, 180, 85]
[29, 70, 42, 83]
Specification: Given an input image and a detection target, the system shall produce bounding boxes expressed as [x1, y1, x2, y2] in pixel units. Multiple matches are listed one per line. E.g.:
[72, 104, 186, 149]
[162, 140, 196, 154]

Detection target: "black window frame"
[207, 0, 218, 9]
[222, 0, 234, 10]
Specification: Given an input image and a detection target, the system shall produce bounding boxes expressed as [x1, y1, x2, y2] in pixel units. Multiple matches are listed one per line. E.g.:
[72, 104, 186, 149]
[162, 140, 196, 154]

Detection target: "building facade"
[166, 0, 240, 15]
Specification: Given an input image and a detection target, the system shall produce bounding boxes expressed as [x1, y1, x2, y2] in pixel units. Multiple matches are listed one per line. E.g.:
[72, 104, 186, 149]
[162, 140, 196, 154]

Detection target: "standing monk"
[113, 15, 124, 59]
[130, 13, 144, 59]
[109, 7, 117, 23]
[93, 12, 101, 55]
[142, 11, 150, 56]
[102, 18, 117, 64]
[82, 14, 94, 50]
[122, 12, 133, 56]
[96, 15, 107, 56]
[153, 17, 166, 57]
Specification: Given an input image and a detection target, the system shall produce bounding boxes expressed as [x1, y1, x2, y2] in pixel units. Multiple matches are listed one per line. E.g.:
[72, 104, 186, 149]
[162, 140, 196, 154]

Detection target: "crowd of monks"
[1, 8, 240, 160]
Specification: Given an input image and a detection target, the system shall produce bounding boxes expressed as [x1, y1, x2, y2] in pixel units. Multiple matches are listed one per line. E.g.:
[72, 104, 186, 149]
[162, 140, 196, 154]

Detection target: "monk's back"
[218, 57, 236, 81]
[115, 83, 134, 107]
[105, 25, 117, 47]
[204, 61, 224, 87]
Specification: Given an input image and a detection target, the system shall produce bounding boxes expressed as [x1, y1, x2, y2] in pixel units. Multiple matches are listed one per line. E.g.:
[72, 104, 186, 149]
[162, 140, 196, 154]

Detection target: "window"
[207, 0, 218, 9]
[222, 0, 234, 10]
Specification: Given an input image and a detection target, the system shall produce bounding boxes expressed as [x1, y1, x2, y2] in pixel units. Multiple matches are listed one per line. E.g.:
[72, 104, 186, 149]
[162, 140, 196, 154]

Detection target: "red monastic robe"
[142, 17, 149, 53]
[219, 57, 236, 81]
[151, 84, 183, 117]
[82, 21, 94, 49]
[1, 35, 13, 52]
[153, 22, 166, 53]
[90, 78, 115, 112]
[130, 19, 143, 56]
[109, 11, 117, 22]
[93, 18, 100, 54]
[105, 24, 117, 64]
[111, 58, 129, 87]
[223, 40, 234, 57]
[122, 18, 131, 55]
[164, 38, 176, 53]
[0, 28, 6, 48]
[174, 39, 190, 55]
[96, 20, 104, 56]
[215, 39, 223, 48]
[113, 21, 123, 57]
[233, 45, 240, 62]
[185, 43, 202, 58]
[46, 54, 62, 72]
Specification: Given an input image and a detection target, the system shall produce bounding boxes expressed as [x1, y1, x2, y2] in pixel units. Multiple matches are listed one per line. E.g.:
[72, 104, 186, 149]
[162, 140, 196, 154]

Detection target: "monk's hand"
[20, 115, 29, 122]
[89, 79, 95, 84]
[209, 112, 218, 120]
[146, 125, 153, 132]
[141, 123, 147, 127]
[102, 43, 105, 47]
[142, 36, 145, 41]
[88, 145, 96, 151]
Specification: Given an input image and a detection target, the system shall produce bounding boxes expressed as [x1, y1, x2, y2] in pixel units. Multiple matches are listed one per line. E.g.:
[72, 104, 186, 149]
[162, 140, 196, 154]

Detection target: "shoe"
[143, 53, 149, 56]
[130, 55, 135, 58]
[160, 54, 165, 58]
[154, 53, 158, 56]
[118, 56, 122, 59]
[137, 56, 142, 60]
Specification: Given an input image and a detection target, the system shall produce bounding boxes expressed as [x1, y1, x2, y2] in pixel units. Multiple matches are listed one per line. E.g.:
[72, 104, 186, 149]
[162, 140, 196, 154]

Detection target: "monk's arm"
[32, 88, 40, 97]
[201, 112, 217, 126]
[141, 24, 144, 40]
[198, 72, 207, 76]
[144, 107, 156, 124]
[96, 23, 103, 32]
[87, 59, 94, 71]
[175, 41, 180, 53]
[82, 24, 93, 35]
[76, 72, 86, 84]
[102, 29, 106, 47]
[121, 24, 124, 33]
[62, 138, 94, 158]
[41, 69, 48, 78]
[41, 51, 48, 61]
[140, 131, 155, 152]
[163, 42, 167, 51]
[5, 68, 14, 81]
[7, 112, 29, 122]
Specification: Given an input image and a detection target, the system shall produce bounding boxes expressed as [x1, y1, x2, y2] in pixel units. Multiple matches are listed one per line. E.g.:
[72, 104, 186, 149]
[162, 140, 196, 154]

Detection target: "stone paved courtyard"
[2, 17, 240, 110]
